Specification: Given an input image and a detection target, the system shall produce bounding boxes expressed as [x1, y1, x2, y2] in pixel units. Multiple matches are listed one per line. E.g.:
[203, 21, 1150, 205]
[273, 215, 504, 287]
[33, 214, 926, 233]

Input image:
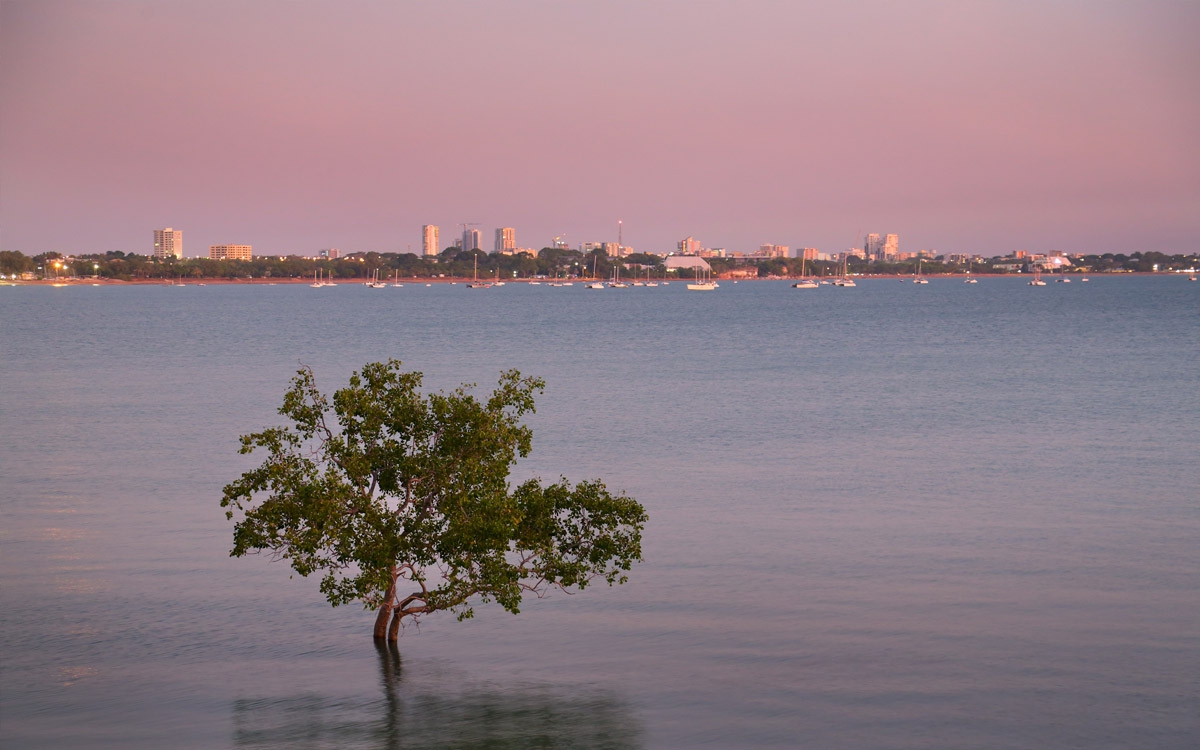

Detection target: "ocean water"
[2, 277, 1198, 749]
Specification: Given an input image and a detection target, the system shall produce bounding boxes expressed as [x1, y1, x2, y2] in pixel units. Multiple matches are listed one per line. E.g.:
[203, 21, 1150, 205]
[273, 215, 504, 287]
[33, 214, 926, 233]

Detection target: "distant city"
[2, 223, 1196, 282]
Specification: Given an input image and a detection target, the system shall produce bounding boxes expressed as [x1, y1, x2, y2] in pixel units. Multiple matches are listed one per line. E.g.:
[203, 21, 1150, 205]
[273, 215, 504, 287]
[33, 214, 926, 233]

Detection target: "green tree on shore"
[221, 360, 647, 642]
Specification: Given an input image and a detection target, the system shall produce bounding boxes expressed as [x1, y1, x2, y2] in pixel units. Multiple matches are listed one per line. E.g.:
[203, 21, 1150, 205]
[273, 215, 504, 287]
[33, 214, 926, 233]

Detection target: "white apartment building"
[153, 228, 183, 259]
[423, 225, 439, 257]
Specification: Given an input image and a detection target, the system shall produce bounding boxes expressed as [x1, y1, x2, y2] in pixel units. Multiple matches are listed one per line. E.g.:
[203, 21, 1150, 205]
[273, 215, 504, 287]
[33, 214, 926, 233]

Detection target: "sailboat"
[608, 265, 629, 288]
[366, 268, 387, 288]
[390, 270, 404, 287]
[467, 255, 492, 288]
[832, 256, 856, 287]
[585, 254, 605, 288]
[1029, 267, 1047, 286]
[310, 269, 325, 288]
[913, 258, 929, 284]
[687, 266, 717, 291]
[1056, 267, 1071, 283]
[964, 260, 978, 283]
[792, 257, 818, 288]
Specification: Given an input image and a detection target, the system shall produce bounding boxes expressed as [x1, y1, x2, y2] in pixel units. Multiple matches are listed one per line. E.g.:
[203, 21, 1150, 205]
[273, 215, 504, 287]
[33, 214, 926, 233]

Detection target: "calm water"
[2, 277, 1198, 748]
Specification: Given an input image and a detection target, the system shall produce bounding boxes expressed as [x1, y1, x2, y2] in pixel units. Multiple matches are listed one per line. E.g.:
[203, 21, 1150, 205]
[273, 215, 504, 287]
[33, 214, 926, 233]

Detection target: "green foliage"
[221, 360, 646, 636]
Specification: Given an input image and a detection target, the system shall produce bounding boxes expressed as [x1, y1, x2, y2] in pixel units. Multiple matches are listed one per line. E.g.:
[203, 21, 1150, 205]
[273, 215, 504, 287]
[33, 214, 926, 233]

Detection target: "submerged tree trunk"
[387, 609, 402, 642]
[373, 578, 397, 640]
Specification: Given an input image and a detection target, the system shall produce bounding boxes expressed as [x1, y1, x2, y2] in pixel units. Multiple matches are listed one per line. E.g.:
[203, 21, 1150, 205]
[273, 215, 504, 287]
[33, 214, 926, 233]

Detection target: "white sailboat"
[964, 260, 978, 283]
[792, 257, 818, 288]
[687, 266, 717, 291]
[913, 258, 929, 284]
[1029, 267, 1047, 286]
[467, 255, 492, 288]
[585, 254, 605, 288]
[832, 256, 856, 287]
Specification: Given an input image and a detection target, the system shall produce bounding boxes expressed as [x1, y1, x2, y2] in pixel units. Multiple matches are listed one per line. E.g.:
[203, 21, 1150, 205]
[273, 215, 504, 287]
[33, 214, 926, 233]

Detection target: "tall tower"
[153, 228, 183, 259]
[864, 233, 881, 259]
[463, 228, 481, 252]
[422, 225, 439, 257]
[495, 227, 515, 253]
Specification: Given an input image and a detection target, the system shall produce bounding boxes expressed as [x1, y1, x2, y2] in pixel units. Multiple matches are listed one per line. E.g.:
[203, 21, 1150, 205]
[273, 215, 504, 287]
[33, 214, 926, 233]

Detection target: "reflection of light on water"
[53, 577, 106, 595]
[58, 665, 99, 686]
[231, 643, 642, 748]
[37, 527, 88, 542]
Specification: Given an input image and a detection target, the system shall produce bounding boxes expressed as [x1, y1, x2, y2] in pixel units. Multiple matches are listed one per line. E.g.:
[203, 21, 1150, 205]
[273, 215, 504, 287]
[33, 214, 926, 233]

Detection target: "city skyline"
[2, 1, 1197, 258]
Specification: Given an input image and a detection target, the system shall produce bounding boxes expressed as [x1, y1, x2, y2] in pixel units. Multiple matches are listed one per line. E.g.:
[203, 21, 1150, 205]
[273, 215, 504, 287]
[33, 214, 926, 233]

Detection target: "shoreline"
[3, 271, 1187, 286]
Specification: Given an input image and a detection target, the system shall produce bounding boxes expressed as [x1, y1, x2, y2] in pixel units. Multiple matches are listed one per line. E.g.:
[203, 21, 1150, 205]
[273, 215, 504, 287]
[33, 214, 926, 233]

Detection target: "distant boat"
[1081, 277, 1090, 283]
[1056, 267, 1070, 283]
[913, 258, 929, 284]
[792, 258, 818, 288]
[687, 266, 717, 291]
[965, 261, 978, 283]
[1029, 268, 1047, 286]
[366, 268, 387, 288]
[310, 269, 324, 288]
[607, 266, 629, 288]
[467, 255, 492, 288]
[390, 270, 404, 287]
[832, 256, 856, 287]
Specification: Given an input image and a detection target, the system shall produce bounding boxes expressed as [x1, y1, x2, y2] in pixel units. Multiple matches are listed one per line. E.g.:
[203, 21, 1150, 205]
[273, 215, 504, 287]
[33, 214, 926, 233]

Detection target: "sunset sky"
[2, 0, 1197, 258]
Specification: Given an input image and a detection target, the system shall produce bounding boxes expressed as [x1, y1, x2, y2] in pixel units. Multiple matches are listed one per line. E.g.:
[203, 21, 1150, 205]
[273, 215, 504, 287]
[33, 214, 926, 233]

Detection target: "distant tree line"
[1, 248, 1195, 280]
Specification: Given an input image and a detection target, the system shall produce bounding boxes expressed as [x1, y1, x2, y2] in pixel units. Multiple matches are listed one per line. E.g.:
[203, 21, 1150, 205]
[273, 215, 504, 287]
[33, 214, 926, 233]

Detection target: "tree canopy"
[221, 360, 647, 641]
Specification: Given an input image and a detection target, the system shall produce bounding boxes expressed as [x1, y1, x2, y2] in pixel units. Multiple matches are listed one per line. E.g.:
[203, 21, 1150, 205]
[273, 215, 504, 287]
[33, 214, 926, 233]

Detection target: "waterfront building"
[495, 227, 515, 254]
[799, 247, 819, 260]
[422, 225, 439, 257]
[153, 228, 183, 259]
[678, 236, 702, 254]
[209, 244, 252, 261]
[760, 244, 789, 258]
[602, 242, 621, 257]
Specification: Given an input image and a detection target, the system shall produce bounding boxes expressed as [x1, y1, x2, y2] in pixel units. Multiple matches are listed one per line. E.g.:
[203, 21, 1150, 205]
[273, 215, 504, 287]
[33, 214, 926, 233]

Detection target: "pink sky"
[2, 0, 1197, 257]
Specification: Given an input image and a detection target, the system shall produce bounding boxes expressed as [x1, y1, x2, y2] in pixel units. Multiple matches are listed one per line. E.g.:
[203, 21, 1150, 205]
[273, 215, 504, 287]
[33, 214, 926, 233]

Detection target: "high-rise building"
[422, 225, 439, 257]
[495, 227, 515, 254]
[153, 228, 183, 259]
[882, 234, 899, 259]
[864, 233, 882, 259]
[678, 236, 702, 254]
[800, 247, 819, 260]
[760, 244, 789, 258]
[463, 228, 481, 253]
[209, 244, 252, 260]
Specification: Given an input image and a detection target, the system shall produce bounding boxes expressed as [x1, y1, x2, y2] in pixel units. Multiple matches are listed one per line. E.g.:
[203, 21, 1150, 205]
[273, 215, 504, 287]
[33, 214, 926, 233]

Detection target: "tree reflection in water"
[231, 641, 642, 749]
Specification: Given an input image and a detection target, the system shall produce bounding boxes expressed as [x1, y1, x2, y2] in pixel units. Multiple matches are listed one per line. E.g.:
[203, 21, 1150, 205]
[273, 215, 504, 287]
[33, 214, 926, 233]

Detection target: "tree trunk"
[373, 578, 397, 640]
[387, 609, 402, 642]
